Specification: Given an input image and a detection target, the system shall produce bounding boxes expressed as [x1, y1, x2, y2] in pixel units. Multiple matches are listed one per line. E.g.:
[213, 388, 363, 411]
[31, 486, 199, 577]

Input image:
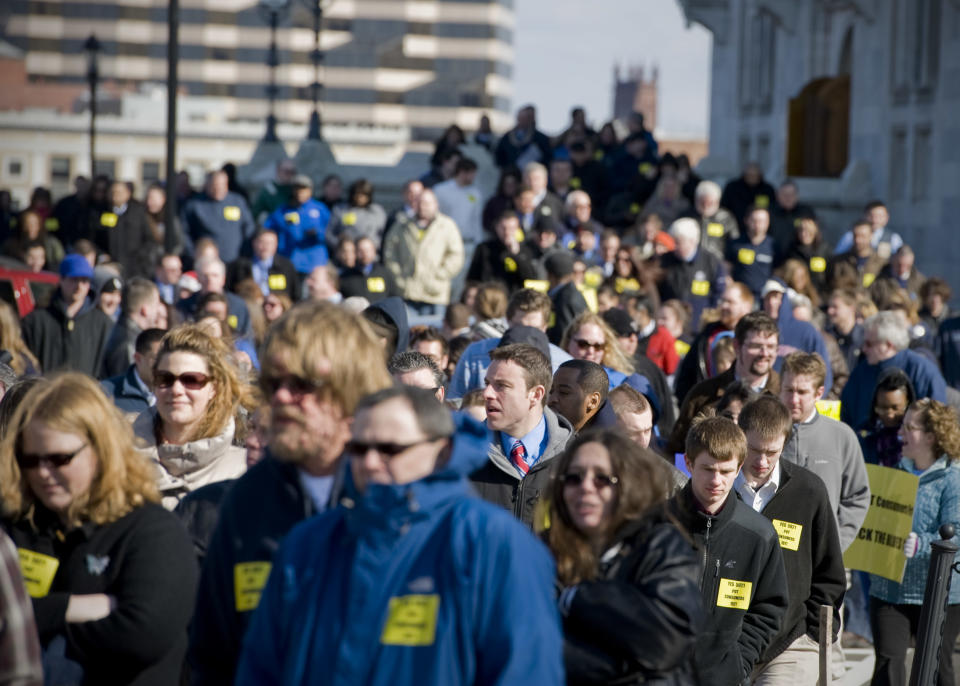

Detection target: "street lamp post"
[303, 0, 333, 140]
[84, 34, 101, 176]
[258, 0, 290, 143]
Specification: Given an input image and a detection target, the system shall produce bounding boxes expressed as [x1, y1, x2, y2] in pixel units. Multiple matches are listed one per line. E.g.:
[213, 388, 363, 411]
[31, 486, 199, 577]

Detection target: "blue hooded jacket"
[773, 295, 834, 392]
[236, 413, 564, 686]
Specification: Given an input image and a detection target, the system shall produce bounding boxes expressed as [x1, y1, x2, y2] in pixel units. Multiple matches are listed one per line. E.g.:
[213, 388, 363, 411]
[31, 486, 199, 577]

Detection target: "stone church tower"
[612, 64, 658, 130]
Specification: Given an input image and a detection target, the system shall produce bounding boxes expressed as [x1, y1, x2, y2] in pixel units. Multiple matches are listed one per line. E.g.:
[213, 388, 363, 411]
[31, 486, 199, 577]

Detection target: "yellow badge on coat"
[234, 562, 272, 612]
[691, 280, 710, 296]
[862, 273, 876, 288]
[738, 248, 756, 265]
[772, 520, 803, 551]
[380, 594, 440, 646]
[523, 279, 549, 293]
[342, 212, 357, 226]
[45, 217, 60, 231]
[100, 212, 118, 228]
[367, 277, 386, 293]
[18, 548, 60, 598]
[570, 177, 582, 190]
[809, 256, 827, 273]
[504, 257, 517, 273]
[716, 578, 752, 610]
[223, 206, 241, 221]
[284, 212, 300, 225]
[227, 315, 239, 330]
[707, 222, 725, 238]
[267, 274, 287, 291]
[754, 195, 770, 209]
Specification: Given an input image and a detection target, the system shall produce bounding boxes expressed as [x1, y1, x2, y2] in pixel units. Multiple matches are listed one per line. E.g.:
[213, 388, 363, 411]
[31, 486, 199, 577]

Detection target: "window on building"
[912, 126, 932, 201]
[6, 158, 24, 179]
[739, 137, 751, 170]
[757, 135, 770, 172]
[50, 156, 72, 197]
[891, 0, 940, 102]
[142, 161, 161, 186]
[889, 128, 908, 201]
[739, 8, 776, 113]
[94, 159, 116, 179]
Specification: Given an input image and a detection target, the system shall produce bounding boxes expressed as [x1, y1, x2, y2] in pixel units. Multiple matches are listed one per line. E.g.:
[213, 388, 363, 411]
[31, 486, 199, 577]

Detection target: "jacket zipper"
[514, 471, 525, 518]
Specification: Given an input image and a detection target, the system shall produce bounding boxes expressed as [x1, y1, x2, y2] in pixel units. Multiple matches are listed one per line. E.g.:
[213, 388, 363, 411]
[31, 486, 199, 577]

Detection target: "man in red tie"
[469, 343, 573, 528]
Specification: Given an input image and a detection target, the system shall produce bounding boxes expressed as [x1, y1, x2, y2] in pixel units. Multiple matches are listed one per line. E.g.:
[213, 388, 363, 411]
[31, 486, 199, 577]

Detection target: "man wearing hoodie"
[21, 253, 113, 376]
[237, 386, 564, 686]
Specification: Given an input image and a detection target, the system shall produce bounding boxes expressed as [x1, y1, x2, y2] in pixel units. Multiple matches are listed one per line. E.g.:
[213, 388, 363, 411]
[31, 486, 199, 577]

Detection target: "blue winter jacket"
[869, 457, 960, 605]
[841, 349, 947, 428]
[265, 198, 331, 274]
[236, 413, 565, 686]
[773, 296, 833, 392]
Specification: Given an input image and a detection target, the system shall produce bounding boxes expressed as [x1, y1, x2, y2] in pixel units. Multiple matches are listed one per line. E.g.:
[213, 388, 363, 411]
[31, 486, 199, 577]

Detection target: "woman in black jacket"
[0, 373, 197, 686]
[544, 429, 704, 685]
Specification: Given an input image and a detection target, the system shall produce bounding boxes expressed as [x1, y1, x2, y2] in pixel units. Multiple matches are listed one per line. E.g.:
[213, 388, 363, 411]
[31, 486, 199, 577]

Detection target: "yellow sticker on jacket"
[567, 240, 577, 249]
[707, 222, 725, 238]
[675, 339, 691, 357]
[18, 548, 60, 598]
[772, 519, 803, 551]
[223, 206, 241, 221]
[234, 562, 272, 612]
[267, 274, 287, 291]
[809, 256, 827, 273]
[615, 277, 640, 293]
[515, 229, 526, 243]
[523, 279, 549, 293]
[367, 277, 386, 293]
[45, 217, 60, 231]
[227, 315, 239, 330]
[548, 312, 556, 329]
[570, 177, 582, 190]
[716, 578, 752, 610]
[467, 194, 477, 203]
[691, 280, 710, 296]
[100, 212, 118, 228]
[284, 212, 300, 225]
[639, 163, 653, 175]
[754, 195, 770, 209]
[504, 257, 517, 273]
[738, 248, 756, 265]
[629, 202, 641, 215]
[862, 273, 876, 288]
[380, 594, 440, 646]
[342, 211, 357, 226]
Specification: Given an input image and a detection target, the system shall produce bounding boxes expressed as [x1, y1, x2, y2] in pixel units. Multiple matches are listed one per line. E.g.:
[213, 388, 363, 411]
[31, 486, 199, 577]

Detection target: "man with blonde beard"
[189, 302, 392, 686]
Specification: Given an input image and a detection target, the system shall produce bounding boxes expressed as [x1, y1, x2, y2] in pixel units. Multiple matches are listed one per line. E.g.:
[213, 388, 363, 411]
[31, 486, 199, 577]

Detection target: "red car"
[0, 257, 59, 317]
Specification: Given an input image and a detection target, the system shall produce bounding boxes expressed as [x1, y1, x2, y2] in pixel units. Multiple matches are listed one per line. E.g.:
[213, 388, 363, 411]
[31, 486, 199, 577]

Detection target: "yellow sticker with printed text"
[862, 273, 876, 288]
[100, 212, 118, 228]
[716, 578, 752, 610]
[754, 195, 770, 209]
[380, 594, 440, 646]
[367, 277, 386, 293]
[223, 206, 241, 221]
[810, 256, 827, 273]
[227, 315, 239, 330]
[504, 257, 517, 273]
[738, 248, 756, 265]
[234, 561, 271, 612]
[342, 211, 357, 226]
[707, 222, 725, 238]
[284, 212, 300, 225]
[17, 548, 59, 598]
[675, 339, 691, 357]
[268, 274, 287, 291]
[691, 280, 710, 296]
[772, 519, 803, 551]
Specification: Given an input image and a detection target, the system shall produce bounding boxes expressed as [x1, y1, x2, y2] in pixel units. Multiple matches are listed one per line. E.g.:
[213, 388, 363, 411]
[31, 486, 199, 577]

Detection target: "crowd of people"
[0, 103, 958, 686]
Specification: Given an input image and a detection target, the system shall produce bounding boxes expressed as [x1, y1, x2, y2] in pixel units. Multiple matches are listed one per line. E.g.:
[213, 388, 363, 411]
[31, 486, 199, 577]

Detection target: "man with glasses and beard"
[188, 302, 392, 686]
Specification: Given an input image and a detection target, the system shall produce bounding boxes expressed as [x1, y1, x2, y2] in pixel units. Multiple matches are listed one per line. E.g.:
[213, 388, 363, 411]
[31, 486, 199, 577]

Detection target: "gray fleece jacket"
[780, 411, 870, 551]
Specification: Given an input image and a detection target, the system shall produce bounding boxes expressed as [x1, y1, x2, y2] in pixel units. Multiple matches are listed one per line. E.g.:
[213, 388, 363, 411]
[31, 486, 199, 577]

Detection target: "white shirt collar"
[735, 460, 781, 512]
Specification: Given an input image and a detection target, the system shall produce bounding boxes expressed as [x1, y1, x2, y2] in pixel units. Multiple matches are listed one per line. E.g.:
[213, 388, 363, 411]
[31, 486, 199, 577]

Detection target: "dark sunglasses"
[260, 374, 322, 398]
[154, 371, 211, 390]
[562, 471, 619, 489]
[17, 443, 87, 470]
[345, 437, 443, 459]
[574, 338, 605, 352]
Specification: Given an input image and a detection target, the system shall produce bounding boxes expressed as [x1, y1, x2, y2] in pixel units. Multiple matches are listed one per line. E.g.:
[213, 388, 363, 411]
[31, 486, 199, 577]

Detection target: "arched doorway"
[786, 75, 850, 177]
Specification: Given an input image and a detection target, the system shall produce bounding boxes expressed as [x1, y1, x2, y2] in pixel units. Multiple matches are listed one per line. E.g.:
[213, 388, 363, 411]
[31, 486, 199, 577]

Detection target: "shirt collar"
[500, 414, 547, 463]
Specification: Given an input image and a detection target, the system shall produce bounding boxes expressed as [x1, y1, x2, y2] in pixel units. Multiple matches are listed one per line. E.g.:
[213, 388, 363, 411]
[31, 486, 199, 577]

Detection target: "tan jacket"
[383, 212, 464, 305]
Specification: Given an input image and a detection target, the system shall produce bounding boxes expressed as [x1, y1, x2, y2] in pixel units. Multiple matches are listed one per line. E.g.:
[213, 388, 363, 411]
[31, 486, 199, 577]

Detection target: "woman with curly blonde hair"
[560, 310, 635, 387]
[868, 398, 960, 686]
[133, 324, 258, 508]
[0, 300, 40, 375]
[0, 373, 196, 685]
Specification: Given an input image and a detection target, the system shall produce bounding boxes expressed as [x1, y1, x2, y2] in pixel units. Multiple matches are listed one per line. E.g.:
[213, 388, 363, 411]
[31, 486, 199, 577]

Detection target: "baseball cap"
[498, 325, 551, 362]
[761, 278, 787, 298]
[601, 308, 638, 338]
[544, 251, 575, 279]
[59, 254, 94, 280]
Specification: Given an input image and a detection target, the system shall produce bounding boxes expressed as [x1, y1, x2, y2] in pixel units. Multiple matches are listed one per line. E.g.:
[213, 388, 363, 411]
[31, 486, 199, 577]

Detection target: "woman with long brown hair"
[544, 429, 702, 684]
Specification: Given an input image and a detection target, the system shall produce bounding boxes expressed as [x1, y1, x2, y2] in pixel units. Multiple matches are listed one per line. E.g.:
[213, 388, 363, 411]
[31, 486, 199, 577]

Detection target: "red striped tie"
[510, 440, 529, 476]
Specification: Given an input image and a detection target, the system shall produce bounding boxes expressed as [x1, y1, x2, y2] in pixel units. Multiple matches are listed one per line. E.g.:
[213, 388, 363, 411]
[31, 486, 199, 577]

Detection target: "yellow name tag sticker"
[223, 206, 241, 221]
[100, 212, 118, 228]
[629, 202, 641, 215]
[514, 228, 526, 244]
[738, 248, 756, 265]
[570, 177, 582, 189]
[691, 279, 710, 296]
[593, 149, 604, 161]
[716, 578, 752, 610]
[227, 314, 239, 330]
[524, 279, 549, 293]
[342, 211, 357, 226]
[234, 561, 272, 612]
[467, 194, 477, 203]
[639, 162, 653, 175]
[816, 399, 842, 421]
[615, 277, 640, 293]
[707, 222, 725, 238]
[809, 256, 827, 273]
[675, 339, 691, 357]
[754, 195, 770, 209]
[267, 274, 287, 291]
[862, 272, 876, 288]
[380, 594, 440, 646]
[584, 271, 603, 289]
[367, 276, 386, 293]
[284, 212, 300, 225]
[772, 519, 803, 551]
[18, 548, 60, 598]
[567, 239, 577, 250]
[504, 256, 517, 273]
[45, 217, 60, 231]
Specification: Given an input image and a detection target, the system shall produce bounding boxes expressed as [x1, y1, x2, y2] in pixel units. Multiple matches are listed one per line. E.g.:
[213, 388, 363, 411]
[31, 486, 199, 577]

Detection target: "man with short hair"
[155, 253, 183, 305]
[658, 217, 727, 332]
[841, 311, 946, 428]
[467, 211, 539, 291]
[825, 288, 863, 373]
[304, 263, 342, 304]
[828, 221, 888, 291]
[780, 352, 870, 551]
[264, 174, 331, 276]
[495, 105, 552, 170]
[726, 206, 776, 299]
[182, 170, 256, 263]
[769, 180, 816, 257]
[434, 157, 485, 249]
[663, 416, 788, 686]
[834, 201, 903, 259]
[547, 359, 610, 432]
[388, 350, 445, 402]
[471, 343, 573, 527]
[101, 277, 166, 378]
[101, 327, 166, 417]
[339, 236, 400, 303]
[227, 227, 299, 301]
[736, 396, 846, 685]
[720, 162, 777, 231]
[90, 180, 157, 278]
[609, 384, 655, 447]
[684, 179, 739, 258]
[177, 256, 252, 337]
[189, 302, 394, 686]
[409, 326, 450, 375]
[237, 386, 564, 685]
[545, 252, 589, 345]
[251, 158, 297, 224]
[669, 311, 781, 454]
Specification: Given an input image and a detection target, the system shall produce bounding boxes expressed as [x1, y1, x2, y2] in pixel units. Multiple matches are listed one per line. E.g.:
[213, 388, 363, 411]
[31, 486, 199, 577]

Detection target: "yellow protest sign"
[17, 548, 59, 598]
[380, 594, 440, 646]
[234, 561, 272, 612]
[816, 399, 841, 421]
[843, 465, 919, 582]
[716, 578, 752, 610]
[524, 279, 549, 293]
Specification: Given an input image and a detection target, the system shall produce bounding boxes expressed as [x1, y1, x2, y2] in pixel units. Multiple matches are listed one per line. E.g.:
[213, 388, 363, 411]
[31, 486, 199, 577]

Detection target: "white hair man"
[690, 180, 739, 258]
[657, 217, 726, 332]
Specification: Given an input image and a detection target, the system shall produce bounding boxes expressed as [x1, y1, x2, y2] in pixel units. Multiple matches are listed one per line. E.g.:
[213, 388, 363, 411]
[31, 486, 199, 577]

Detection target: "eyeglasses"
[154, 371, 211, 390]
[345, 437, 444, 459]
[17, 443, 87, 470]
[561, 471, 619, 489]
[260, 374, 323, 398]
[574, 338, 605, 352]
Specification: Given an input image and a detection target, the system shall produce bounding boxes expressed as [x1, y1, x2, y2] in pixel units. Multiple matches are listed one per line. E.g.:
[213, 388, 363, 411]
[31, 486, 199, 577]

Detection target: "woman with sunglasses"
[134, 325, 256, 509]
[560, 311, 636, 389]
[545, 429, 703, 684]
[868, 398, 960, 686]
[0, 373, 196, 686]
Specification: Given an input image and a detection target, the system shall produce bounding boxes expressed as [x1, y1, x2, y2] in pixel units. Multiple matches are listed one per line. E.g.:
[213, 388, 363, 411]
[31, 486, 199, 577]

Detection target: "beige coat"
[133, 411, 247, 510]
[382, 212, 464, 305]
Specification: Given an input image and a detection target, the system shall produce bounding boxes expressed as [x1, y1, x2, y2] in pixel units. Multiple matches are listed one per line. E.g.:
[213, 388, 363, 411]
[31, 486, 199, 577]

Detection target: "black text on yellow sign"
[234, 561, 272, 612]
[18, 548, 60, 598]
[772, 520, 802, 551]
[716, 578, 752, 610]
[380, 594, 440, 646]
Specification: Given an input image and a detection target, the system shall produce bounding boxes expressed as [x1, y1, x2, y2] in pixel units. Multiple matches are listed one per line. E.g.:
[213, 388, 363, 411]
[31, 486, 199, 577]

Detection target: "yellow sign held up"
[843, 464, 919, 582]
[816, 399, 841, 421]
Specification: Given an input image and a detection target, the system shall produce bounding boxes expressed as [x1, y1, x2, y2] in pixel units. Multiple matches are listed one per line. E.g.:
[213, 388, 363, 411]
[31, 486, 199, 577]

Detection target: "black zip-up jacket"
[188, 455, 339, 686]
[753, 460, 845, 663]
[3, 504, 197, 686]
[21, 294, 113, 377]
[562, 517, 704, 685]
[664, 483, 788, 686]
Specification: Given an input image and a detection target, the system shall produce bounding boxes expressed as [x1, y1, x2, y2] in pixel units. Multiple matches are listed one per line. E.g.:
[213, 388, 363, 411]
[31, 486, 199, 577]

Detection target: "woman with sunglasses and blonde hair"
[544, 429, 703, 684]
[0, 373, 196, 685]
[133, 324, 257, 509]
[561, 310, 635, 388]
